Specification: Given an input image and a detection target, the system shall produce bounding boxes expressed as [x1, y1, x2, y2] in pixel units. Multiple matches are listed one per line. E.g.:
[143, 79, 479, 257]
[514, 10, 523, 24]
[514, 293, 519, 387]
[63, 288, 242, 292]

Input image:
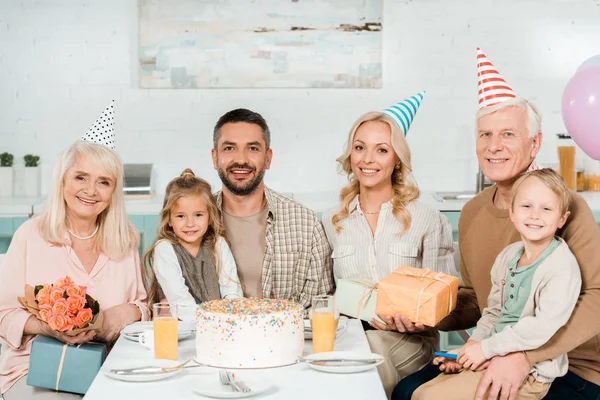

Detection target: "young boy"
[412, 169, 582, 400]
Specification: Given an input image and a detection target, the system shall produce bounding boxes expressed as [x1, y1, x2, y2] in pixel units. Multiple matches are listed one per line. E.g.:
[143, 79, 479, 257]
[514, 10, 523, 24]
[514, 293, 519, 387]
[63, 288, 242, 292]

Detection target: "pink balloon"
[562, 66, 600, 160]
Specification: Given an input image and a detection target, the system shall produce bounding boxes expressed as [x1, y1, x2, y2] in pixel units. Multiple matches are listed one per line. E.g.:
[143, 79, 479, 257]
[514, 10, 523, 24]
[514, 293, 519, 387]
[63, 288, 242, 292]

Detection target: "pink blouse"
[0, 218, 150, 394]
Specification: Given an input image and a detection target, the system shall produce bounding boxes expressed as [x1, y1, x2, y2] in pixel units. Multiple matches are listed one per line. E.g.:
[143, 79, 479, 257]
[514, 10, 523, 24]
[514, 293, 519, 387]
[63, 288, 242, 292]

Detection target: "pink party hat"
[477, 48, 516, 109]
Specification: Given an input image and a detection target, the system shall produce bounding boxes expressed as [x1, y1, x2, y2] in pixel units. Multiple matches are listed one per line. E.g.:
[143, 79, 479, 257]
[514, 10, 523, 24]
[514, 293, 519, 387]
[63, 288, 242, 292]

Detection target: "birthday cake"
[196, 298, 305, 368]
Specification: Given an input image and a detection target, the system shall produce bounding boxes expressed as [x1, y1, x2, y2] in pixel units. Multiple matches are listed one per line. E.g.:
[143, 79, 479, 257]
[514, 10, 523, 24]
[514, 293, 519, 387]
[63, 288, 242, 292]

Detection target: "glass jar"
[586, 158, 600, 192]
[557, 134, 576, 191]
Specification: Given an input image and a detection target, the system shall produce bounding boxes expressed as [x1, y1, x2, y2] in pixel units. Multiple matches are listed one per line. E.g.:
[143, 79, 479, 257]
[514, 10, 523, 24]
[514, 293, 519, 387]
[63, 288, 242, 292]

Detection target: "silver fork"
[218, 370, 251, 392]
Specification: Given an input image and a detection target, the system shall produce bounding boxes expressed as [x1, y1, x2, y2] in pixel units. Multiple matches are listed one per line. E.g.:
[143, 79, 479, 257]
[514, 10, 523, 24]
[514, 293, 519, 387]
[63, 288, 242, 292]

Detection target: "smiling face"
[350, 120, 398, 191]
[510, 176, 570, 244]
[212, 122, 272, 196]
[63, 156, 115, 223]
[476, 105, 541, 185]
[169, 195, 209, 250]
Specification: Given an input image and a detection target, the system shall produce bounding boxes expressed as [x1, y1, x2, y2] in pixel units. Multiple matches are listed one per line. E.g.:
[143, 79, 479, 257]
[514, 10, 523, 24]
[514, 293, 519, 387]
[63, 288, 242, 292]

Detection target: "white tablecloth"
[84, 319, 386, 400]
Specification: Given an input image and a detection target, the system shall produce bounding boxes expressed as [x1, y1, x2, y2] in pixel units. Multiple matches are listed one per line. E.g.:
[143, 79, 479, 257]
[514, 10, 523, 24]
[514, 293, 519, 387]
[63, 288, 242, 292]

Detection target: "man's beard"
[218, 163, 266, 196]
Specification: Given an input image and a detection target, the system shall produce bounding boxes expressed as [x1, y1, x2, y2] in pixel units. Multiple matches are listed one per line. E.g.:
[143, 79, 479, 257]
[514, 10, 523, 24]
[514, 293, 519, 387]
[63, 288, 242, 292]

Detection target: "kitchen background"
[1, 0, 599, 200]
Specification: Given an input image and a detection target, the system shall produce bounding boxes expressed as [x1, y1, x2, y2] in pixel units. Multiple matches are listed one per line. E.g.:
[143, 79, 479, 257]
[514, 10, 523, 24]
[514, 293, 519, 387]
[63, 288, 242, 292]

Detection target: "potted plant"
[23, 154, 41, 197]
[0, 152, 14, 197]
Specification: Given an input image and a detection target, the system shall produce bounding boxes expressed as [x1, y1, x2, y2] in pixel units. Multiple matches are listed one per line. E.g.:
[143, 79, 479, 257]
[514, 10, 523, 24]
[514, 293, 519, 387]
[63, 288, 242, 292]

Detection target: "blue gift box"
[27, 335, 106, 394]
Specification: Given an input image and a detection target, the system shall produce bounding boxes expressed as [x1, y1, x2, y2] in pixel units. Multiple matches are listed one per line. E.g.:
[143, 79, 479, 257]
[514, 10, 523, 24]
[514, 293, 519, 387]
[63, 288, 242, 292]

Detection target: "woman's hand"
[95, 304, 141, 343]
[371, 313, 430, 333]
[458, 340, 487, 371]
[25, 316, 96, 345]
[433, 349, 462, 374]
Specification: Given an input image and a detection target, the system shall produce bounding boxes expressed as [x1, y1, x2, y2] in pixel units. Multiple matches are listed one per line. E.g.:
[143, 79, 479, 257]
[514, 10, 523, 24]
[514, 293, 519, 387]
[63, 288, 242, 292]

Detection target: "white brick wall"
[1, 0, 599, 197]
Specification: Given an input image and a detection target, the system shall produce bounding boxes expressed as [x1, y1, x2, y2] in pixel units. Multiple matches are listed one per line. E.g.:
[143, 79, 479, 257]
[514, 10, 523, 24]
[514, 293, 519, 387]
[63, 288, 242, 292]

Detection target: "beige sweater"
[438, 186, 600, 385]
[471, 239, 581, 382]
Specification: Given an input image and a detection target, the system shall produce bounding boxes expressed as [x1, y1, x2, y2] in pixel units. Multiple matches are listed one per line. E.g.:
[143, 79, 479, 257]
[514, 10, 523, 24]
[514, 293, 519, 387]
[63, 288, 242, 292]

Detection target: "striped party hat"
[382, 91, 425, 136]
[477, 48, 516, 109]
[82, 100, 115, 149]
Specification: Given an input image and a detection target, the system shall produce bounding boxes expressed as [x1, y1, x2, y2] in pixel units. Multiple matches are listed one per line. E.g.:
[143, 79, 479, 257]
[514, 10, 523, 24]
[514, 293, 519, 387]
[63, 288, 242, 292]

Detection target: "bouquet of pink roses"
[18, 275, 102, 335]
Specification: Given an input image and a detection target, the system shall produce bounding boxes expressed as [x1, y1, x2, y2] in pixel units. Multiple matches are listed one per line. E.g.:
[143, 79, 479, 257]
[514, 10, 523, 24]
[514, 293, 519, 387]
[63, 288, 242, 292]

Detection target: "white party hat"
[81, 100, 115, 149]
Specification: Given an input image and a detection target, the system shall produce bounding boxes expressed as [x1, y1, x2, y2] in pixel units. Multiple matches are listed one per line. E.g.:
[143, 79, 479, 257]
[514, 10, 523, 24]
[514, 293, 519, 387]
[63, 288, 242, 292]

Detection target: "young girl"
[412, 169, 582, 400]
[143, 169, 242, 317]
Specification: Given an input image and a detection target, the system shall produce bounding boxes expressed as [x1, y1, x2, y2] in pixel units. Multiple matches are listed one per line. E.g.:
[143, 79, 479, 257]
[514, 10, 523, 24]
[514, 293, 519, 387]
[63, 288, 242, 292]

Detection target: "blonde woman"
[322, 93, 456, 398]
[0, 141, 150, 399]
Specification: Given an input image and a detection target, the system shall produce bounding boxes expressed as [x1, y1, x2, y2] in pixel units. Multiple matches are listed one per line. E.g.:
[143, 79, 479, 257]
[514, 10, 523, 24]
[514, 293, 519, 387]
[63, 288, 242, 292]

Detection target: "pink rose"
[54, 276, 75, 289]
[66, 295, 86, 315]
[39, 304, 53, 322]
[38, 296, 52, 307]
[49, 289, 65, 303]
[47, 313, 70, 332]
[66, 284, 86, 298]
[36, 285, 52, 303]
[52, 298, 69, 316]
[74, 308, 93, 328]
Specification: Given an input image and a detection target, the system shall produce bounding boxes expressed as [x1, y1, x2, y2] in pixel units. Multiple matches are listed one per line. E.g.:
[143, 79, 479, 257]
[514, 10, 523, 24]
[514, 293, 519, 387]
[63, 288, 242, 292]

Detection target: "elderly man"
[211, 108, 335, 308]
[392, 49, 600, 400]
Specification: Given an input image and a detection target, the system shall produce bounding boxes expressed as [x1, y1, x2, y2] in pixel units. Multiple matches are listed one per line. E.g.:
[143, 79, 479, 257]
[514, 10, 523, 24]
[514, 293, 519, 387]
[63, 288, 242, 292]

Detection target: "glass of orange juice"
[311, 295, 336, 353]
[152, 302, 178, 360]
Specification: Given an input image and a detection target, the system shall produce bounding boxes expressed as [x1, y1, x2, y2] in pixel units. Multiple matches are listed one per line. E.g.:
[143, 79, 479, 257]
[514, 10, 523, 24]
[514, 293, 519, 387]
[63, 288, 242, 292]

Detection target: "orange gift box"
[376, 266, 458, 327]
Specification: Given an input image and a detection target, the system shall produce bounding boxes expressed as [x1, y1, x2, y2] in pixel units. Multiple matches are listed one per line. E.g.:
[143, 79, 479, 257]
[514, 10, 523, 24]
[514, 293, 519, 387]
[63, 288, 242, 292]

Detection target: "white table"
[84, 319, 386, 400]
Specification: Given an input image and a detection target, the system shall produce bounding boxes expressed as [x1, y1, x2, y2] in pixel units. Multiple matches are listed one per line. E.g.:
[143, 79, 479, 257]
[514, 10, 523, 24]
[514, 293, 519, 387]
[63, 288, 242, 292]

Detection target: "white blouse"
[322, 196, 456, 282]
[153, 237, 243, 311]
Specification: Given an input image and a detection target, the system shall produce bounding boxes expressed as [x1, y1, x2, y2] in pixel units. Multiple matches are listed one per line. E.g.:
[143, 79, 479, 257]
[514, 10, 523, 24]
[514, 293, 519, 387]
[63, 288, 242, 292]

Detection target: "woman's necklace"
[364, 210, 380, 215]
[67, 225, 99, 240]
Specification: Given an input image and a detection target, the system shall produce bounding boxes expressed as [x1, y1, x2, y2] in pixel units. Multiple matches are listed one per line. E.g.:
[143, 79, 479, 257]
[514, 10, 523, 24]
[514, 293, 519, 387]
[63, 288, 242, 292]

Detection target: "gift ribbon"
[393, 269, 453, 322]
[55, 344, 69, 390]
[349, 279, 378, 318]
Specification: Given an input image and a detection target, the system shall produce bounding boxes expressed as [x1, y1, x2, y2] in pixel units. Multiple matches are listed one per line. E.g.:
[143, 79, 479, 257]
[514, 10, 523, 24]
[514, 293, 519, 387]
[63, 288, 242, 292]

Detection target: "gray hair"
[475, 97, 542, 138]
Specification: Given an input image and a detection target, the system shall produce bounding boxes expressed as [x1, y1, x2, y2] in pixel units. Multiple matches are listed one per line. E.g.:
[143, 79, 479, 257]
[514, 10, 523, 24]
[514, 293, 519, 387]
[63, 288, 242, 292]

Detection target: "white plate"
[120, 321, 194, 342]
[191, 378, 274, 398]
[303, 316, 348, 340]
[304, 351, 384, 374]
[103, 359, 184, 382]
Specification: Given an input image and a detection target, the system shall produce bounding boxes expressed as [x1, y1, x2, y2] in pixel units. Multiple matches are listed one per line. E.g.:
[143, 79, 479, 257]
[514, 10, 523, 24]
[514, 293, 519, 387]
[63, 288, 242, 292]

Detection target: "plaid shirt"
[216, 186, 335, 309]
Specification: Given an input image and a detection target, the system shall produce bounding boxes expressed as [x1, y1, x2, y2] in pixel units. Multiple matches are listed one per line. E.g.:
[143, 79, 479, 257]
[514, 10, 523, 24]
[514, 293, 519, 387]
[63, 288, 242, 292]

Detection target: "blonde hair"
[511, 168, 571, 215]
[332, 112, 420, 233]
[143, 168, 226, 305]
[38, 141, 138, 259]
[475, 97, 542, 138]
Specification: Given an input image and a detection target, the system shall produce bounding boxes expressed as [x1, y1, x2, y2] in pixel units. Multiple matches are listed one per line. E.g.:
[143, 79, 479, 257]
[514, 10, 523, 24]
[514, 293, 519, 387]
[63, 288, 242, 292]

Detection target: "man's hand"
[433, 349, 462, 374]
[475, 352, 531, 400]
[458, 341, 487, 371]
[371, 313, 430, 333]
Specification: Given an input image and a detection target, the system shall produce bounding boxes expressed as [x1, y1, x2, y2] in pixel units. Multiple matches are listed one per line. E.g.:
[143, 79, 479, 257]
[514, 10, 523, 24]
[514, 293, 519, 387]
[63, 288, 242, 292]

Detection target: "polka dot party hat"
[477, 47, 516, 109]
[382, 91, 426, 136]
[81, 100, 115, 149]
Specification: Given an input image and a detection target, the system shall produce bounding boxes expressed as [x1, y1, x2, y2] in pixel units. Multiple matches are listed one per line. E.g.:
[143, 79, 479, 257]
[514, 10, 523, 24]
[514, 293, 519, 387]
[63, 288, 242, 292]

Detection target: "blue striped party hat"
[382, 91, 426, 136]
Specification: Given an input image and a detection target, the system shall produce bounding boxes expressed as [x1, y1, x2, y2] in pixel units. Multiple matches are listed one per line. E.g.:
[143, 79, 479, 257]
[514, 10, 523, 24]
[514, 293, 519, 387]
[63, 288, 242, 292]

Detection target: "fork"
[218, 370, 251, 392]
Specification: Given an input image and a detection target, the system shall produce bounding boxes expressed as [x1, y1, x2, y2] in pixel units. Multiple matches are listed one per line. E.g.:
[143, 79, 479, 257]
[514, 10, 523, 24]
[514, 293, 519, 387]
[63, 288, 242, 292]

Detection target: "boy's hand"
[433, 349, 462, 374]
[458, 341, 487, 370]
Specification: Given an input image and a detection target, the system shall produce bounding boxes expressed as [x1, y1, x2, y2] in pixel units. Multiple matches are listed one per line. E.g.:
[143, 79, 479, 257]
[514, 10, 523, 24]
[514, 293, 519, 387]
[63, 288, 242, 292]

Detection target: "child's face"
[509, 177, 570, 244]
[169, 195, 209, 248]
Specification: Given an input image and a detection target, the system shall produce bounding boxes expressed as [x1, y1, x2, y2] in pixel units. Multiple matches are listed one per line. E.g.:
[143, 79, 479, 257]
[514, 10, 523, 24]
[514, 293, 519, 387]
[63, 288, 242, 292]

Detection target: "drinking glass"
[311, 295, 336, 353]
[153, 302, 178, 360]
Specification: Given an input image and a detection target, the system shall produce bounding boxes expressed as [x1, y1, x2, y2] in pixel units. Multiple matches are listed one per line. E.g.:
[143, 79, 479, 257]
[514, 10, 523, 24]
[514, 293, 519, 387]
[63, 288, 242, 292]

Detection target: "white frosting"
[196, 298, 305, 368]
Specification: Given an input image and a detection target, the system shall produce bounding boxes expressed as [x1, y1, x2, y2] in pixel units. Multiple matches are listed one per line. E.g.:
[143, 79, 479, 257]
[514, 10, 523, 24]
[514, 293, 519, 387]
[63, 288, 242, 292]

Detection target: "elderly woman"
[0, 141, 150, 399]
[322, 93, 456, 398]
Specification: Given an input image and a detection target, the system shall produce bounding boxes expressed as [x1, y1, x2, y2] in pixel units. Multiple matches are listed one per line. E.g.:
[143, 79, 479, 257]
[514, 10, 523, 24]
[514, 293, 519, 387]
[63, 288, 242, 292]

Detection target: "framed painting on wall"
[139, 0, 382, 88]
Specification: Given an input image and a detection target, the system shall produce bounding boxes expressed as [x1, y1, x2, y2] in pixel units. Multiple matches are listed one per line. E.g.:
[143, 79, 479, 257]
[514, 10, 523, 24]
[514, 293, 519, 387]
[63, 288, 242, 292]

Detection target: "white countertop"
[0, 196, 42, 216]
[7, 191, 600, 217]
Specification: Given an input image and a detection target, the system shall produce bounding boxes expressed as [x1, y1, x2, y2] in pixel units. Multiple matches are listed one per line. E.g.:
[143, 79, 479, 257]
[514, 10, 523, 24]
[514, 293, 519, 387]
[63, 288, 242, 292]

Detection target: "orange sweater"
[438, 186, 600, 385]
